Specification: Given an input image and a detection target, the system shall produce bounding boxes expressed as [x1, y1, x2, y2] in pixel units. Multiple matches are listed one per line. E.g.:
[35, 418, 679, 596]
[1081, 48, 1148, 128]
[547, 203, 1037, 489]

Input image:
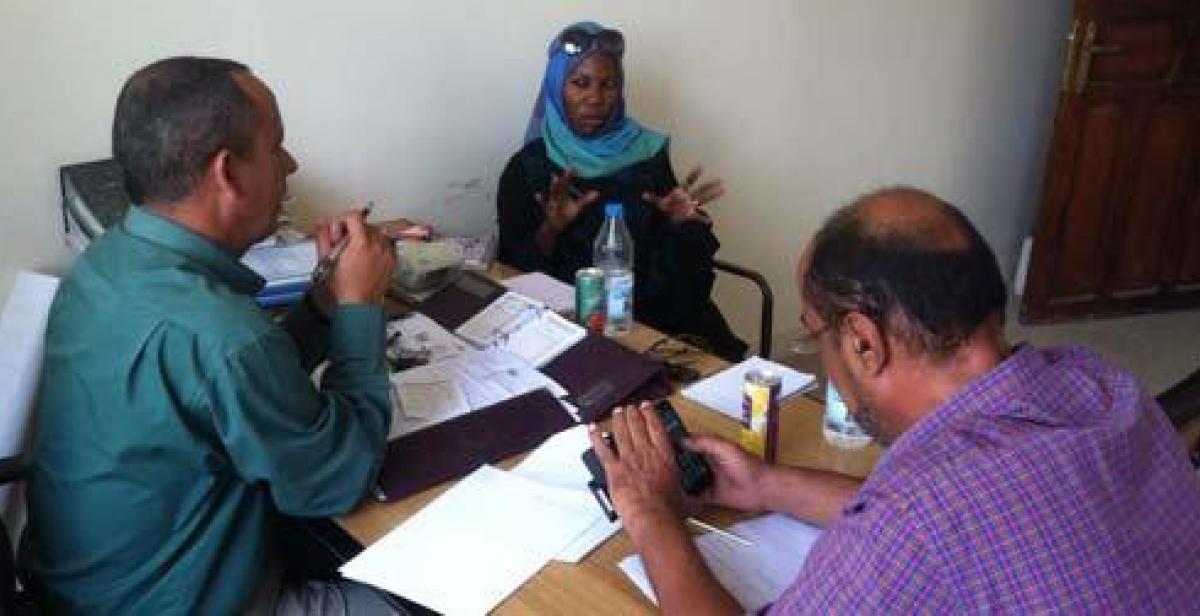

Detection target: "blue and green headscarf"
[523, 22, 668, 179]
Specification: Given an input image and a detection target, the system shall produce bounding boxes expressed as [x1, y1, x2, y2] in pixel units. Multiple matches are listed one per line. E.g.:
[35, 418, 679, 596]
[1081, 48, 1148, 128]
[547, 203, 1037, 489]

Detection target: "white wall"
[0, 0, 1071, 351]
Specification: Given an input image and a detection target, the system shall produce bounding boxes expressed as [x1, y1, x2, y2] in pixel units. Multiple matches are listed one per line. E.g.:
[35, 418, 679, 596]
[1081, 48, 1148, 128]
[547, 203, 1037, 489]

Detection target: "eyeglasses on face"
[559, 28, 625, 58]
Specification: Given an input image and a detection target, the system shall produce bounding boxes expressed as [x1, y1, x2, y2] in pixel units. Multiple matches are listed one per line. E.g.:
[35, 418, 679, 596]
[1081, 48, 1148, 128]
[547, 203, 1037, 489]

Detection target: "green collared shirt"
[22, 206, 392, 614]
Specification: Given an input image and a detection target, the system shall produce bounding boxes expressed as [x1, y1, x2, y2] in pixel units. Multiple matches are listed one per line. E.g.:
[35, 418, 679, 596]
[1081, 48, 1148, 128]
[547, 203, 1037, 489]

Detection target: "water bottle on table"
[824, 380, 872, 449]
[592, 202, 635, 337]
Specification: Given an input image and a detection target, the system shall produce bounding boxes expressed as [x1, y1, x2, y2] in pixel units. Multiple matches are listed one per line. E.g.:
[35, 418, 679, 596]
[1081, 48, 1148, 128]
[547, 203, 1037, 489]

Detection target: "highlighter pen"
[311, 201, 374, 287]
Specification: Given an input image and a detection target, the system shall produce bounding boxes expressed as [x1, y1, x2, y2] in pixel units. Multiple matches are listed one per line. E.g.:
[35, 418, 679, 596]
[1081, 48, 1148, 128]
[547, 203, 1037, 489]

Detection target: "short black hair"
[803, 187, 1008, 357]
[112, 56, 257, 204]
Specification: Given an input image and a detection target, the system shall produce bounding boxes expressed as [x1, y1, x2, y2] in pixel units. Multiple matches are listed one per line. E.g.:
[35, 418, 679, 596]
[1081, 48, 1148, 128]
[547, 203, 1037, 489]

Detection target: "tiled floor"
[1006, 304, 1200, 396]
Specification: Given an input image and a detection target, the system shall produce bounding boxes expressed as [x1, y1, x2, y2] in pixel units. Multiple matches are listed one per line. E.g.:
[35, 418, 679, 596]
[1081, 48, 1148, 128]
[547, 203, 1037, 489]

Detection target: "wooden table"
[341, 269, 881, 614]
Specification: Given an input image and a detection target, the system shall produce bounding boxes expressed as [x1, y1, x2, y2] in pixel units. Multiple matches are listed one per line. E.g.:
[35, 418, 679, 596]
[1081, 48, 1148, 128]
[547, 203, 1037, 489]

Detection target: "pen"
[687, 518, 754, 548]
[311, 201, 374, 286]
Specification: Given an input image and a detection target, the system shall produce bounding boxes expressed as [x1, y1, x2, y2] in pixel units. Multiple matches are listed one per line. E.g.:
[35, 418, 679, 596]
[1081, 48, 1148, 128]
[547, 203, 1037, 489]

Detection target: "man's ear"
[840, 312, 888, 377]
[208, 148, 238, 204]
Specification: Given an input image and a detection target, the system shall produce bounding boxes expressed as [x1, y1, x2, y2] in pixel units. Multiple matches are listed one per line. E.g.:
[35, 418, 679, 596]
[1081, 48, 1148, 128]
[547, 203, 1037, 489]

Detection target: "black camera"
[581, 400, 714, 521]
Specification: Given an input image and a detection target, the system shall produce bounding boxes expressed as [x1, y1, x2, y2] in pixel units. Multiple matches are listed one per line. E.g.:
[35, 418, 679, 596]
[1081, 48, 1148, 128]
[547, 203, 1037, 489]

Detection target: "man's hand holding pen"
[311, 207, 397, 308]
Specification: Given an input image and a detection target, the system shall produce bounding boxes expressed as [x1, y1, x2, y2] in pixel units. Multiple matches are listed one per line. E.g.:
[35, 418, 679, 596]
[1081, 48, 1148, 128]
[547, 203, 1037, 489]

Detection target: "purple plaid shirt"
[770, 345, 1200, 614]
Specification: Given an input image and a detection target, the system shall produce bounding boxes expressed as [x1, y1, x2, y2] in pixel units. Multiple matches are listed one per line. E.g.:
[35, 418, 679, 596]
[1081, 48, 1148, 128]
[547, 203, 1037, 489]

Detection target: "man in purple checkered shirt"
[590, 188, 1200, 614]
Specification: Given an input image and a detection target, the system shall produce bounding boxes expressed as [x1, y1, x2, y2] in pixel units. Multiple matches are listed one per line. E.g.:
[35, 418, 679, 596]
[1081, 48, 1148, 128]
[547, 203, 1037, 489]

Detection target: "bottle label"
[605, 273, 633, 320]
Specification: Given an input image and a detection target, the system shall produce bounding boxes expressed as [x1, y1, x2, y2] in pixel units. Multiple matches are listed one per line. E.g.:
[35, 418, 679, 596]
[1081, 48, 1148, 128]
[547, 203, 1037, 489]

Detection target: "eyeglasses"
[559, 27, 625, 58]
[646, 335, 709, 384]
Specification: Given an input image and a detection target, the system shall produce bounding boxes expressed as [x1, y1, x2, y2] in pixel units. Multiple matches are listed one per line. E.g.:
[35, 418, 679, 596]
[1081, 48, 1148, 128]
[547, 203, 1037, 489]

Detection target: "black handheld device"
[581, 400, 714, 521]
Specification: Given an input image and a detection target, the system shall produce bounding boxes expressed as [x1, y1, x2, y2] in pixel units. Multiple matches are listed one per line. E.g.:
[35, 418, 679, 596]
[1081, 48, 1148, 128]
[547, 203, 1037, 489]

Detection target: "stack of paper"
[239, 240, 316, 307]
[619, 513, 823, 612]
[341, 465, 598, 615]
[681, 356, 817, 421]
[510, 425, 622, 563]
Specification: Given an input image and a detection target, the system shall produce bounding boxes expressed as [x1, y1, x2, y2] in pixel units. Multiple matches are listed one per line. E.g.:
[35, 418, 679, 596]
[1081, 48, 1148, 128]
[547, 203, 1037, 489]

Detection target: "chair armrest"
[1157, 368, 1200, 428]
[713, 259, 774, 358]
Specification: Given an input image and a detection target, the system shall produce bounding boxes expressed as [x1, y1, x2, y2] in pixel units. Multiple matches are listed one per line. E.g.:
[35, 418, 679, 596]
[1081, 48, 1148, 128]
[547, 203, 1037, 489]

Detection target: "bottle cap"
[605, 203, 623, 218]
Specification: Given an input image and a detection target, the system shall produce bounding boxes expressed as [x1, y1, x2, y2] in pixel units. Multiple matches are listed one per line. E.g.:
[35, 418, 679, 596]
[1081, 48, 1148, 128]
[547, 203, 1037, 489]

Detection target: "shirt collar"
[121, 205, 265, 295]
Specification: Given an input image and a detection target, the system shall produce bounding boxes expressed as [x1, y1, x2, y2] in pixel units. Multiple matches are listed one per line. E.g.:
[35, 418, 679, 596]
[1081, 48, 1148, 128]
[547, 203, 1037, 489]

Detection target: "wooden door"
[1022, 0, 1200, 323]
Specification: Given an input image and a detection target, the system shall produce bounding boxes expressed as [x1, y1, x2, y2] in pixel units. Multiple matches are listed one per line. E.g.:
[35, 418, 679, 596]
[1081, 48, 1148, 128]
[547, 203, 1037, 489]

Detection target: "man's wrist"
[620, 502, 683, 547]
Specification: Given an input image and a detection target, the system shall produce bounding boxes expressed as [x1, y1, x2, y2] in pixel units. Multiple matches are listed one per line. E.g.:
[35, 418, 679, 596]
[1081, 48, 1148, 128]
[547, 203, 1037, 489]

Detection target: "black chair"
[0, 455, 31, 614]
[1155, 368, 1200, 468]
[713, 259, 774, 358]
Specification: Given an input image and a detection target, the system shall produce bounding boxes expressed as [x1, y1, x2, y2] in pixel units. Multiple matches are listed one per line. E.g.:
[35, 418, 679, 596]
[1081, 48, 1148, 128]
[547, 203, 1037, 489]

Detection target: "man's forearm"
[623, 508, 742, 616]
[758, 466, 863, 527]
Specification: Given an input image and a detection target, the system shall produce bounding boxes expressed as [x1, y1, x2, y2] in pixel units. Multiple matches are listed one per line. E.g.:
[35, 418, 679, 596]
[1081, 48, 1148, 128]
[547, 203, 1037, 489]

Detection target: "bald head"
[801, 187, 1007, 358]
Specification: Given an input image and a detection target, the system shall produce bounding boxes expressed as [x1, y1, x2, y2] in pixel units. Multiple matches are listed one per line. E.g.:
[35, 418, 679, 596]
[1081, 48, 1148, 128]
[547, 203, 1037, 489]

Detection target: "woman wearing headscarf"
[497, 22, 747, 361]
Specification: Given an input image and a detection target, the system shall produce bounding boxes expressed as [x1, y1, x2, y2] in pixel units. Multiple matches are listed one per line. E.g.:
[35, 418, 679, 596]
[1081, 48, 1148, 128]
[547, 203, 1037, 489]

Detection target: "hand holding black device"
[581, 400, 714, 521]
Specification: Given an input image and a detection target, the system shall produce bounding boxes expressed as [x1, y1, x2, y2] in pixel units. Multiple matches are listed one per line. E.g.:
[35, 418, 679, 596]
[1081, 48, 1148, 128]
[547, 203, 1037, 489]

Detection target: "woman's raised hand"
[642, 165, 725, 225]
[536, 168, 601, 232]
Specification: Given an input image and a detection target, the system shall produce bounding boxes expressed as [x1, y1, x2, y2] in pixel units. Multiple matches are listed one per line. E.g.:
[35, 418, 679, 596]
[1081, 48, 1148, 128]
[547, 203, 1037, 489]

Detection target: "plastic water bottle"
[593, 203, 634, 337]
[823, 380, 872, 449]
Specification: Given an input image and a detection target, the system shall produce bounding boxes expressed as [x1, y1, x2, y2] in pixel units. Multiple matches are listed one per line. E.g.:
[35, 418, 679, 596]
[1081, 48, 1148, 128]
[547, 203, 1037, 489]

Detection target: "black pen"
[311, 202, 374, 286]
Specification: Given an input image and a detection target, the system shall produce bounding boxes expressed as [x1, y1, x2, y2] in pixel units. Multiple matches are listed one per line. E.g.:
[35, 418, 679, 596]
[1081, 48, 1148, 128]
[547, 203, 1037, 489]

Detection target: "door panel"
[1022, 0, 1200, 322]
[1109, 101, 1190, 295]
[1052, 103, 1122, 301]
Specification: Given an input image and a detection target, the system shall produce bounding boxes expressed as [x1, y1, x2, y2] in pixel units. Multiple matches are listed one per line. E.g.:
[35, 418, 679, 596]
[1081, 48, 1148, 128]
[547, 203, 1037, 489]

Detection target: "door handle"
[1075, 22, 1126, 93]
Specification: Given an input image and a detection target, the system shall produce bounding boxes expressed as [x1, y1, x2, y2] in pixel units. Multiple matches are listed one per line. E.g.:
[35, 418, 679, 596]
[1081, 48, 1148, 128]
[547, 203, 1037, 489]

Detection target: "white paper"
[681, 356, 817, 420]
[396, 379, 468, 421]
[454, 292, 585, 366]
[340, 465, 597, 616]
[619, 513, 822, 612]
[510, 426, 622, 563]
[387, 313, 469, 364]
[239, 240, 316, 283]
[388, 349, 568, 439]
[503, 272, 575, 314]
[0, 272, 59, 511]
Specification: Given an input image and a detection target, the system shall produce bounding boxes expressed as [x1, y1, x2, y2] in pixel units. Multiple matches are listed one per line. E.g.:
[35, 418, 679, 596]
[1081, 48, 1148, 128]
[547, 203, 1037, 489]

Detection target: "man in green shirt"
[21, 57, 403, 613]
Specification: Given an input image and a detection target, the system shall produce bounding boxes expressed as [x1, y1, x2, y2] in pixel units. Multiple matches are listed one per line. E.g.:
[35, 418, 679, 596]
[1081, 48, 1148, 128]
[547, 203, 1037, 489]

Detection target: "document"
[619, 513, 822, 612]
[340, 465, 598, 616]
[681, 356, 816, 421]
[387, 313, 469, 364]
[0, 272, 59, 511]
[455, 292, 585, 367]
[510, 425, 622, 563]
[502, 272, 575, 314]
[389, 349, 567, 439]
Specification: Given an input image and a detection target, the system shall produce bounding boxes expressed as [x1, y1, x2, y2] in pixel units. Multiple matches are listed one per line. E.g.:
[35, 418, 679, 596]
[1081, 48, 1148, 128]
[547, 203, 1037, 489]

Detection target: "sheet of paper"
[454, 291, 585, 366]
[239, 240, 316, 283]
[456, 292, 541, 347]
[681, 356, 817, 420]
[0, 272, 59, 511]
[619, 513, 822, 612]
[389, 349, 568, 439]
[396, 379, 467, 421]
[340, 465, 597, 616]
[387, 313, 469, 364]
[501, 309, 586, 367]
[503, 272, 575, 314]
[510, 425, 622, 562]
